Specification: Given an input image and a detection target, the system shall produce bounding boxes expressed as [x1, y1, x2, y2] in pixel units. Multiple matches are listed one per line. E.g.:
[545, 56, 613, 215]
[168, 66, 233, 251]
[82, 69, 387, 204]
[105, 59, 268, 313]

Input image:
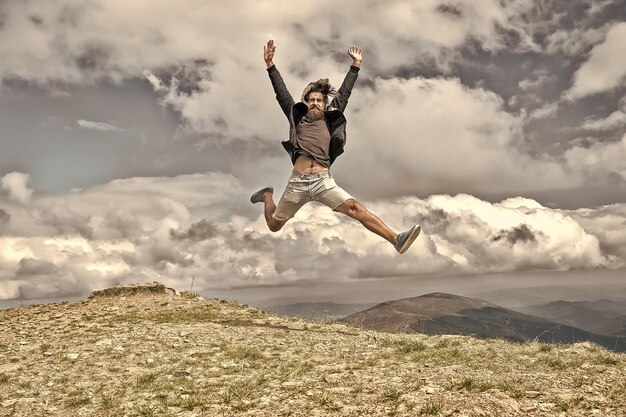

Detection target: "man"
[250, 39, 420, 254]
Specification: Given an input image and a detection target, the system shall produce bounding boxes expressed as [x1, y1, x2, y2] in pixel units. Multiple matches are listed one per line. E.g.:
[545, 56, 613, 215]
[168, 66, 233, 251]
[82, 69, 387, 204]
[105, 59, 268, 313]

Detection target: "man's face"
[306, 92, 325, 121]
[307, 92, 325, 111]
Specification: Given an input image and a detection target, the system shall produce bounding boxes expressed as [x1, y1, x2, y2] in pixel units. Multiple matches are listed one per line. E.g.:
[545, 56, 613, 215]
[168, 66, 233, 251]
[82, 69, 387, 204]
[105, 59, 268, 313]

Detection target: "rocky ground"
[0, 283, 624, 416]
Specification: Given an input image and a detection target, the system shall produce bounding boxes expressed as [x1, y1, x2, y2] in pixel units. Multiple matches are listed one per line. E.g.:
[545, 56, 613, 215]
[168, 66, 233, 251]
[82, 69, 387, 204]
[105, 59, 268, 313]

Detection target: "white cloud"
[527, 102, 559, 120]
[1, 172, 33, 206]
[577, 97, 626, 131]
[77, 119, 123, 132]
[518, 72, 555, 91]
[579, 110, 626, 131]
[1, 171, 624, 301]
[566, 22, 626, 99]
[337, 76, 575, 197]
[0, 0, 517, 86]
[563, 133, 626, 182]
[545, 26, 607, 57]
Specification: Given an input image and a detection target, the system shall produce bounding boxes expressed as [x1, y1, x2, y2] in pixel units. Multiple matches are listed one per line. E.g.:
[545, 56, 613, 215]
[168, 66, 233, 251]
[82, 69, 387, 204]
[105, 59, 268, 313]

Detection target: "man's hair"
[301, 78, 337, 106]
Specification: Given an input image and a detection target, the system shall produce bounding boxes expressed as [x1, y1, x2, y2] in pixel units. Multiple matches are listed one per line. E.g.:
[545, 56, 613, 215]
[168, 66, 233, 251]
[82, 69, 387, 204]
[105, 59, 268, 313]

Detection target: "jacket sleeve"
[267, 65, 295, 118]
[330, 65, 360, 112]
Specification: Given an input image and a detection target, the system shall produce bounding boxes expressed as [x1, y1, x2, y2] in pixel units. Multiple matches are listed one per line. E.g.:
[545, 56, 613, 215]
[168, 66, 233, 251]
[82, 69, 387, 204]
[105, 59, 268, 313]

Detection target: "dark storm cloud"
[29, 15, 43, 26]
[36, 209, 94, 239]
[150, 60, 214, 96]
[0, 208, 9, 225]
[16, 258, 58, 276]
[415, 208, 451, 235]
[74, 44, 111, 72]
[170, 219, 218, 241]
[492, 224, 537, 245]
[435, 4, 463, 18]
[149, 245, 194, 269]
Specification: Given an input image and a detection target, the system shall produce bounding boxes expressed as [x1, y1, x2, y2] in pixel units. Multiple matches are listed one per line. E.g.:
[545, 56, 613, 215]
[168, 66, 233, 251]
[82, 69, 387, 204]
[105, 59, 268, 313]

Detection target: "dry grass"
[0, 286, 624, 417]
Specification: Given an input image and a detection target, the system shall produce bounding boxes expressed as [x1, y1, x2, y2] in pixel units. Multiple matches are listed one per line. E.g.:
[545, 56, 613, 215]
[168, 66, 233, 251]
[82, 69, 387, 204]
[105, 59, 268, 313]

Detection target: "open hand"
[348, 46, 362, 63]
[264, 39, 276, 67]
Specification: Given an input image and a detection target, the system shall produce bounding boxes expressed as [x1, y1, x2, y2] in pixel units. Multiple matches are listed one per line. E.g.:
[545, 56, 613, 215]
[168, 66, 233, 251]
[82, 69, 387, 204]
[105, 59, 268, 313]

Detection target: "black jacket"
[266, 64, 360, 165]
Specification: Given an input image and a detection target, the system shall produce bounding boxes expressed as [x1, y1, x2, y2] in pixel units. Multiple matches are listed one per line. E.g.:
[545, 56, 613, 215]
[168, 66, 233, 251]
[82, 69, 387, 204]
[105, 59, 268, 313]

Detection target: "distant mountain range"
[467, 284, 626, 310]
[264, 302, 376, 321]
[517, 299, 626, 336]
[339, 292, 625, 352]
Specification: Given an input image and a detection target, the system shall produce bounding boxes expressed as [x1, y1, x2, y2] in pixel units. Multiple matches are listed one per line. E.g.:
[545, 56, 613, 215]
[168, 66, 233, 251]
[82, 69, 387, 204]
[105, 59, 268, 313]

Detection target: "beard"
[305, 106, 325, 121]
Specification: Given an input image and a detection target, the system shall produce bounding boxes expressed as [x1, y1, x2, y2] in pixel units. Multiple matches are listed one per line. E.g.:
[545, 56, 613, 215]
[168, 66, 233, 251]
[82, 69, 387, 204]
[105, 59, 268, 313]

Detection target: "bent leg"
[334, 199, 398, 245]
[263, 192, 288, 232]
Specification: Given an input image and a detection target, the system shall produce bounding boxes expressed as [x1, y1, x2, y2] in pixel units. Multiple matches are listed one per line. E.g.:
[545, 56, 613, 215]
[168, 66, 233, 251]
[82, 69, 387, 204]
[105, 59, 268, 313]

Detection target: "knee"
[268, 219, 285, 232]
[346, 200, 366, 217]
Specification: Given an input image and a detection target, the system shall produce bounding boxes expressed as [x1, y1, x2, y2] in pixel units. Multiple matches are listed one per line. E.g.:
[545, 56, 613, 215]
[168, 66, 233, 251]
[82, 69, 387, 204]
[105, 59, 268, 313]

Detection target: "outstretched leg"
[334, 199, 398, 245]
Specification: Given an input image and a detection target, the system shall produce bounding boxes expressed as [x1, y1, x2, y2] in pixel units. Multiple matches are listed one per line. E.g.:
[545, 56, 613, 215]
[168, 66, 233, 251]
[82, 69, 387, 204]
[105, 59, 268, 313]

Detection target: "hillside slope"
[341, 293, 625, 352]
[0, 283, 624, 416]
[265, 301, 377, 321]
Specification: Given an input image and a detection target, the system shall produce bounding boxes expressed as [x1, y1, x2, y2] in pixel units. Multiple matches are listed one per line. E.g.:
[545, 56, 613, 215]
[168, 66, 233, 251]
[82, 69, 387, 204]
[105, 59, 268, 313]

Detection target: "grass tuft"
[384, 338, 428, 354]
[0, 373, 10, 384]
[419, 401, 444, 415]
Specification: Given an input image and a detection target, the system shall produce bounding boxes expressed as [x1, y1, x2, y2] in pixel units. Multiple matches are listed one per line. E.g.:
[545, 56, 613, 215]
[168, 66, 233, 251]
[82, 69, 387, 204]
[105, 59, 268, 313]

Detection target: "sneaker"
[250, 186, 273, 204]
[395, 225, 421, 254]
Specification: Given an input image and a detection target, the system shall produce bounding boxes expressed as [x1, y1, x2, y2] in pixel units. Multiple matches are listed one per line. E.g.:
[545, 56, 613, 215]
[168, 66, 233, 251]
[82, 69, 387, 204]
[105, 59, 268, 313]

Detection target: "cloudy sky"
[1, 0, 625, 306]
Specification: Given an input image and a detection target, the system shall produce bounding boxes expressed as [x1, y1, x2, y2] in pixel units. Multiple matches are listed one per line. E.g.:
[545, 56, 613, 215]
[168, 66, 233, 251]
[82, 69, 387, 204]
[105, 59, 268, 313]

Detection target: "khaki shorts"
[272, 171, 353, 222]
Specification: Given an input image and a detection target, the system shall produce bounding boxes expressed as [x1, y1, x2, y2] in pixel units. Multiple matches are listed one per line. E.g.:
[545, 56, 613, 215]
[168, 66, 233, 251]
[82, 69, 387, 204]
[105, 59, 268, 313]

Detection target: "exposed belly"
[293, 154, 329, 174]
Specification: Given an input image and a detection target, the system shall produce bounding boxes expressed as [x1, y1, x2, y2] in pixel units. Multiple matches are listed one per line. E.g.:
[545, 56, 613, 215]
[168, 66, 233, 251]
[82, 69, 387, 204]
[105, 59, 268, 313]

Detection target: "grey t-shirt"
[295, 118, 331, 168]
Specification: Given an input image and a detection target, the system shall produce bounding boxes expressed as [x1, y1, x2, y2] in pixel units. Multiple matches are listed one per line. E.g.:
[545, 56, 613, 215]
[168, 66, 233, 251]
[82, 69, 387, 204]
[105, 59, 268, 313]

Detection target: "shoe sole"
[398, 225, 421, 254]
[250, 187, 273, 204]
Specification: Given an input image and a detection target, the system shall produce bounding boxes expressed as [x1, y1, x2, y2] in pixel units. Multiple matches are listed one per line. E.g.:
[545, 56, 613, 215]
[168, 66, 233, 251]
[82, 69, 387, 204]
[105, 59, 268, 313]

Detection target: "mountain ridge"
[341, 292, 626, 352]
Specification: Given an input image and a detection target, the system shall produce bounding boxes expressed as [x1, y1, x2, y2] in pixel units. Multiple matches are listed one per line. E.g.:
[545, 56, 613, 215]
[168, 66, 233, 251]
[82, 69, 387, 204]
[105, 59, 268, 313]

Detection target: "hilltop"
[1, 283, 624, 416]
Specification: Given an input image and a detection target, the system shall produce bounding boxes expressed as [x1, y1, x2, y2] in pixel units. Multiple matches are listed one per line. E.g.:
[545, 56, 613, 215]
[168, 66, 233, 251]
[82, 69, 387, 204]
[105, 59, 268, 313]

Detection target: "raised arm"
[264, 39, 295, 118]
[330, 45, 362, 112]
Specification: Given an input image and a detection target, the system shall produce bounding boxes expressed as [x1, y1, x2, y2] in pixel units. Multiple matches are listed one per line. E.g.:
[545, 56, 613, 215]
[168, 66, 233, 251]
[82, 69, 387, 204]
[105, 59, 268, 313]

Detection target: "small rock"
[473, 407, 487, 415]
[66, 353, 80, 361]
[286, 322, 306, 330]
[179, 331, 191, 337]
[95, 339, 113, 346]
[424, 386, 436, 394]
[19, 341, 28, 345]
[525, 391, 541, 398]
[113, 346, 125, 352]
[146, 358, 155, 365]
[43, 351, 53, 357]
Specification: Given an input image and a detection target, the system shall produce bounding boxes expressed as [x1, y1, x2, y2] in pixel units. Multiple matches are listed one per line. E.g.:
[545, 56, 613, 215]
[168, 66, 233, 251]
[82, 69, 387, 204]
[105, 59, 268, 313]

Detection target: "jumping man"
[250, 39, 420, 254]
